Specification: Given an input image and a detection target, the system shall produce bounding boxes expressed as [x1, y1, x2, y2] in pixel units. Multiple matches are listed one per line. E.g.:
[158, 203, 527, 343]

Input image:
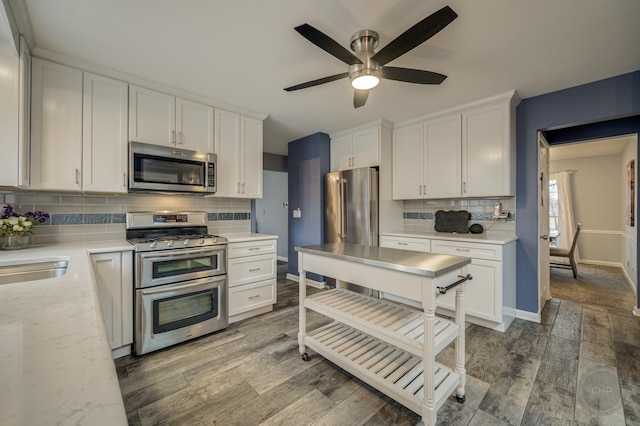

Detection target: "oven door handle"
[139, 275, 226, 296]
[139, 247, 224, 261]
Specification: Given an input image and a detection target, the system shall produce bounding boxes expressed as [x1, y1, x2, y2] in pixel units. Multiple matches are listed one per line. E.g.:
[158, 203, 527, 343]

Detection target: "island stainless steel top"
[295, 243, 471, 278]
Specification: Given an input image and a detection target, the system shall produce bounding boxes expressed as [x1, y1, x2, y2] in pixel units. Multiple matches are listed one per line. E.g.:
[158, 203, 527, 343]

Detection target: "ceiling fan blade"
[284, 72, 349, 91]
[371, 6, 457, 66]
[381, 67, 447, 84]
[295, 24, 362, 65]
[353, 90, 369, 108]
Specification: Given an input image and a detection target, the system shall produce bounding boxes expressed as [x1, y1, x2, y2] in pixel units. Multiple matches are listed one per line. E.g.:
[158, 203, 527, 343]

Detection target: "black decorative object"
[434, 210, 470, 233]
[469, 223, 484, 234]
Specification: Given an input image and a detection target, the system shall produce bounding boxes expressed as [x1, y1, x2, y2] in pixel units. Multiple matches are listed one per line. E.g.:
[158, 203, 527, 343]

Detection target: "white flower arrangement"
[0, 216, 35, 235]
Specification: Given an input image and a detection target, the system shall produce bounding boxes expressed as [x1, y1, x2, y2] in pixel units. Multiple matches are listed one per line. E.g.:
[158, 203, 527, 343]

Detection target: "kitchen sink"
[0, 260, 69, 285]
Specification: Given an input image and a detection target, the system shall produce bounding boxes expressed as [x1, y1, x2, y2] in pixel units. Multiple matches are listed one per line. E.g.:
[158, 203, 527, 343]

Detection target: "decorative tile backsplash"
[0, 191, 251, 246]
[403, 197, 516, 232]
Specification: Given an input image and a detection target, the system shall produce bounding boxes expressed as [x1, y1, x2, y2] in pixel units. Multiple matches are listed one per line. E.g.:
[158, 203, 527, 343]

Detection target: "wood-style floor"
[116, 262, 640, 425]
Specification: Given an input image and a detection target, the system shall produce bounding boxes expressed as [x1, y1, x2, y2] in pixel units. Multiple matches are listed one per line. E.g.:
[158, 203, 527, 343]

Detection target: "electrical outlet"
[293, 208, 301, 218]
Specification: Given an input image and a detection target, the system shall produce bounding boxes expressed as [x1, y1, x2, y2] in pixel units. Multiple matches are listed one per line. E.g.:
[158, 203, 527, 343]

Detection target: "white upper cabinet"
[129, 85, 213, 152]
[393, 114, 461, 199]
[31, 58, 129, 193]
[462, 102, 514, 197]
[393, 124, 424, 199]
[82, 72, 128, 193]
[330, 125, 379, 171]
[240, 116, 263, 199]
[392, 91, 519, 200]
[0, 36, 29, 188]
[213, 109, 263, 198]
[30, 58, 83, 191]
[175, 98, 214, 152]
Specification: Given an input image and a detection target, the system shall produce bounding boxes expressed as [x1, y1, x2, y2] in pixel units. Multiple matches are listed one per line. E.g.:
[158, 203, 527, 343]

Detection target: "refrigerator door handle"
[341, 178, 347, 239]
[336, 177, 343, 238]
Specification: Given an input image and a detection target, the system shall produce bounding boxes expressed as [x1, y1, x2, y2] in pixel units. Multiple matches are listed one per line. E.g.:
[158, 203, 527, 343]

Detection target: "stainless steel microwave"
[129, 142, 216, 194]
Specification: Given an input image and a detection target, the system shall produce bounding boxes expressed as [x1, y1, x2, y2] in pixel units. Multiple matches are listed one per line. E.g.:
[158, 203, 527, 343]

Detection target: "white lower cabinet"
[90, 251, 133, 357]
[227, 238, 277, 322]
[380, 234, 516, 332]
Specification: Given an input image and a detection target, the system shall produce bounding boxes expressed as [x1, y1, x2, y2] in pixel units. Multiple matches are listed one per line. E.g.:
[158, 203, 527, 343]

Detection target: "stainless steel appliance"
[129, 141, 216, 194]
[325, 167, 378, 246]
[127, 212, 228, 355]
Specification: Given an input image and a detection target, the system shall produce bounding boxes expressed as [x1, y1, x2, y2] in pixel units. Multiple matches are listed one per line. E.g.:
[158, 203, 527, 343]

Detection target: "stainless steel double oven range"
[126, 212, 228, 355]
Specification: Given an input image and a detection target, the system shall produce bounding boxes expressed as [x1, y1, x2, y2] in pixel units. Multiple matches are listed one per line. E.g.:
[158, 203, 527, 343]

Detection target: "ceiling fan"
[284, 5, 458, 108]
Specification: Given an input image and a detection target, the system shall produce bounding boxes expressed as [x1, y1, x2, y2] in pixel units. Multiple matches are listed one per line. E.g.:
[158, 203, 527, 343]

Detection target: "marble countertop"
[0, 241, 133, 426]
[221, 232, 279, 243]
[381, 230, 518, 245]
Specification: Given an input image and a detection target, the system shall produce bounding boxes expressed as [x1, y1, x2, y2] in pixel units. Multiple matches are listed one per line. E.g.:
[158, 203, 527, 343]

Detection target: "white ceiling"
[550, 135, 636, 161]
[19, 0, 640, 155]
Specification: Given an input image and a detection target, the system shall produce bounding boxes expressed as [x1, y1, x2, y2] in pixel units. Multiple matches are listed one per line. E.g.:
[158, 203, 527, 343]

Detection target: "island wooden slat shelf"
[305, 289, 460, 357]
[296, 243, 471, 426]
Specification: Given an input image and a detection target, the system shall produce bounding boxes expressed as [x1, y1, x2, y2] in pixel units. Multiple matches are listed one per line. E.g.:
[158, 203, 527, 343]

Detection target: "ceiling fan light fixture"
[350, 69, 380, 90]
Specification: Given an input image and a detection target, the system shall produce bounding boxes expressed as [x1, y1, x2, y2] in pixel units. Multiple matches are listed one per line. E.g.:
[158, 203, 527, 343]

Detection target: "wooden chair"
[550, 223, 582, 278]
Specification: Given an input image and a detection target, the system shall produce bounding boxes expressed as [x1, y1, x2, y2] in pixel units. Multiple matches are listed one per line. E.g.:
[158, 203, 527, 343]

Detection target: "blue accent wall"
[287, 132, 331, 281]
[516, 70, 640, 314]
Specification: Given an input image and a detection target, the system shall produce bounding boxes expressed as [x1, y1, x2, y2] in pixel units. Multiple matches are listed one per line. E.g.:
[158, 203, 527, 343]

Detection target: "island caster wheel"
[301, 353, 310, 361]
[456, 395, 466, 403]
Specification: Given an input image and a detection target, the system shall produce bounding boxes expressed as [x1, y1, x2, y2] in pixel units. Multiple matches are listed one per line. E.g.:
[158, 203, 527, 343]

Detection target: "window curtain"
[550, 171, 579, 259]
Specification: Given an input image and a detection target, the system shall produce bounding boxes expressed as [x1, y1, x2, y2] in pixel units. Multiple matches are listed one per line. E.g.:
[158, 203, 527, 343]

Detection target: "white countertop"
[0, 241, 133, 426]
[381, 230, 517, 245]
[221, 232, 279, 243]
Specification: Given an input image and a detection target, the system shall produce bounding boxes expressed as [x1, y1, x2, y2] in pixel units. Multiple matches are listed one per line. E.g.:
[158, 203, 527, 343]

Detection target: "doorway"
[539, 134, 638, 311]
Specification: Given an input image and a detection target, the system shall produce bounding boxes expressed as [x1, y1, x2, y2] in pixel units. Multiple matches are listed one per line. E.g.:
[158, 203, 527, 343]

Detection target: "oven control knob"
[167, 240, 174, 247]
[198, 237, 205, 244]
[183, 239, 190, 246]
[149, 240, 157, 249]
[212, 236, 219, 244]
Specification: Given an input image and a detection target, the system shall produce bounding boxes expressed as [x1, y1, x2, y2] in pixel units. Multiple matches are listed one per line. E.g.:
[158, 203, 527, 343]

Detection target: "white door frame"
[538, 132, 551, 317]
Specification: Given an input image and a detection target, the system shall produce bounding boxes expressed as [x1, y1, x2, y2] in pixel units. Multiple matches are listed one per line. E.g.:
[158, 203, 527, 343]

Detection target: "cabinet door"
[392, 124, 424, 199]
[82, 73, 128, 193]
[462, 103, 511, 197]
[214, 108, 241, 196]
[30, 58, 83, 191]
[91, 251, 133, 350]
[240, 116, 263, 198]
[352, 126, 379, 169]
[18, 36, 30, 188]
[330, 134, 353, 171]
[424, 115, 461, 198]
[0, 38, 20, 187]
[129, 85, 175, 146]
[176, 98, 214, 152]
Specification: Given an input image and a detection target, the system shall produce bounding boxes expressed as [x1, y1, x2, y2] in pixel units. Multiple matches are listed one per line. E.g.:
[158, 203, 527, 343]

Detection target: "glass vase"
[1, 234, 29, 250]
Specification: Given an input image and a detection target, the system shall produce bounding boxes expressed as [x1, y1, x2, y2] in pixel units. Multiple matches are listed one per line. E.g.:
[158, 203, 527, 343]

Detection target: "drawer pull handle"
[248, 247, 260, 251]
[248, 295, 260, 300]
[249, 268, 261, 272]
[397, 242, 408, 246]
[456, 248, 470, 252]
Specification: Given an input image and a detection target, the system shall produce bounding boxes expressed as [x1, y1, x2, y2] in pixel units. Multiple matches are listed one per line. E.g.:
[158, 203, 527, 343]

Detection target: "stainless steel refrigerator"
[325, 167, 378, 246]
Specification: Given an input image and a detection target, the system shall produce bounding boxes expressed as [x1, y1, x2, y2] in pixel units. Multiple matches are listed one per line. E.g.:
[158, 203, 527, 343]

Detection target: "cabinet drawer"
[229, 279, 276, 315]
[431, 239, 502, 261]
[228, 253, 276, 287]
[379, 236, 430, 252]
[228, 239, 277, 258]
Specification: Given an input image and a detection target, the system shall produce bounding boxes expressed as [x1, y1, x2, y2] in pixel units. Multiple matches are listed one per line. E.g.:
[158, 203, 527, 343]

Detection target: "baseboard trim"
[621, 266, 637, 294]
[286, 273, 326, 289]
[112, 345, 131, 359]
[277, 256, 288, 262]
[516, 309, 541, 323]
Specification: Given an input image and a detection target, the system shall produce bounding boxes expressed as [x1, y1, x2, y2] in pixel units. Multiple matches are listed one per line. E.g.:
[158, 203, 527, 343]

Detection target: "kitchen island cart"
[296, 243, 471, 426]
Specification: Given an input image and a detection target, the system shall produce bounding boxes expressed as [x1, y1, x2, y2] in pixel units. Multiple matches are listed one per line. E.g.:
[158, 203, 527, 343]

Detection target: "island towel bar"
[437, 274, 472, 294]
